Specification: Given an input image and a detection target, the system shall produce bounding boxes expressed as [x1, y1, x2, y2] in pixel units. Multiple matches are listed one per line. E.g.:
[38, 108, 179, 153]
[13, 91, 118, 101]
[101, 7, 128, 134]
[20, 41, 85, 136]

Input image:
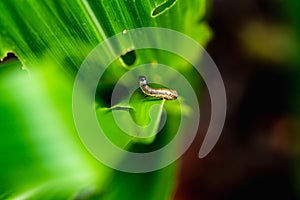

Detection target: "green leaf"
[0, 0, 211, 70]
[0, 0, 211, 199]
[0, 61, 108, 198]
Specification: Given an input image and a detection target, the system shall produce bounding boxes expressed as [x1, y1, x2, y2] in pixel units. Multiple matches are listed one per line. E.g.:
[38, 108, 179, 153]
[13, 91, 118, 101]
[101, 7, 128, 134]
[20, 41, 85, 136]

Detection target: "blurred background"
[175, 0, 300, 199]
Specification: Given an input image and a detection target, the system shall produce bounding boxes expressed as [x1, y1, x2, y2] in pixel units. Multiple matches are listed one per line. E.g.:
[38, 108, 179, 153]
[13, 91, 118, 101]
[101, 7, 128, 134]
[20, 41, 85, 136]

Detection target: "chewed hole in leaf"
[151, 0, 177, 17]
[120, 50, 136, 66]
[0, 52, 19, 64]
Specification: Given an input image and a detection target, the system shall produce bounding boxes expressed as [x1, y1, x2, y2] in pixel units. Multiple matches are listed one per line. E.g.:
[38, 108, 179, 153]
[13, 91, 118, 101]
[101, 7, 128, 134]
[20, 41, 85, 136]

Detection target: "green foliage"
[0, 0, 211, 199]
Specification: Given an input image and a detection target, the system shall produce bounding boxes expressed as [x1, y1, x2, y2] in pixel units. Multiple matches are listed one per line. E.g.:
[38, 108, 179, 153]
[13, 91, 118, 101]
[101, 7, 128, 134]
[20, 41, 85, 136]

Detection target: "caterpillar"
[139, 76, 178, 100]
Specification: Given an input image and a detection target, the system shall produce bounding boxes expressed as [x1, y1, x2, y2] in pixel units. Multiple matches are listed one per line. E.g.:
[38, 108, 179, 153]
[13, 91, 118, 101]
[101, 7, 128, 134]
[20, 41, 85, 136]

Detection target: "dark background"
[175, 0, 300, 199]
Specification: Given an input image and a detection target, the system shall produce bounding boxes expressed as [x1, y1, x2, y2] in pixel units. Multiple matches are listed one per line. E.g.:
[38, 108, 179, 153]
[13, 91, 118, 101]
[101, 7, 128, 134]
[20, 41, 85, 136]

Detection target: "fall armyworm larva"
[139, 76, 178, 100]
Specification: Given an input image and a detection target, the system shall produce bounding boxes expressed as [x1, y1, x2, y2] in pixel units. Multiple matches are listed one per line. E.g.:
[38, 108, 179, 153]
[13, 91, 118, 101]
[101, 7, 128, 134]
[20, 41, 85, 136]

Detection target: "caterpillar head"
[139, 76, 147, 86]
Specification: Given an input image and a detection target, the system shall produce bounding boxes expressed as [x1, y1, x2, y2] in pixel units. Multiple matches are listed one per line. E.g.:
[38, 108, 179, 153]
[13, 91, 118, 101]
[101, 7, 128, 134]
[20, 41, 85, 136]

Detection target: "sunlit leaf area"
[1, 0, 300, 199]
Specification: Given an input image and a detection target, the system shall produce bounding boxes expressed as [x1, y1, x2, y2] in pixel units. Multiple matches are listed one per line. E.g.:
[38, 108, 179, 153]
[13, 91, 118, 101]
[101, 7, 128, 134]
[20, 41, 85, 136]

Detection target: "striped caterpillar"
[139, 76, 178, 100]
